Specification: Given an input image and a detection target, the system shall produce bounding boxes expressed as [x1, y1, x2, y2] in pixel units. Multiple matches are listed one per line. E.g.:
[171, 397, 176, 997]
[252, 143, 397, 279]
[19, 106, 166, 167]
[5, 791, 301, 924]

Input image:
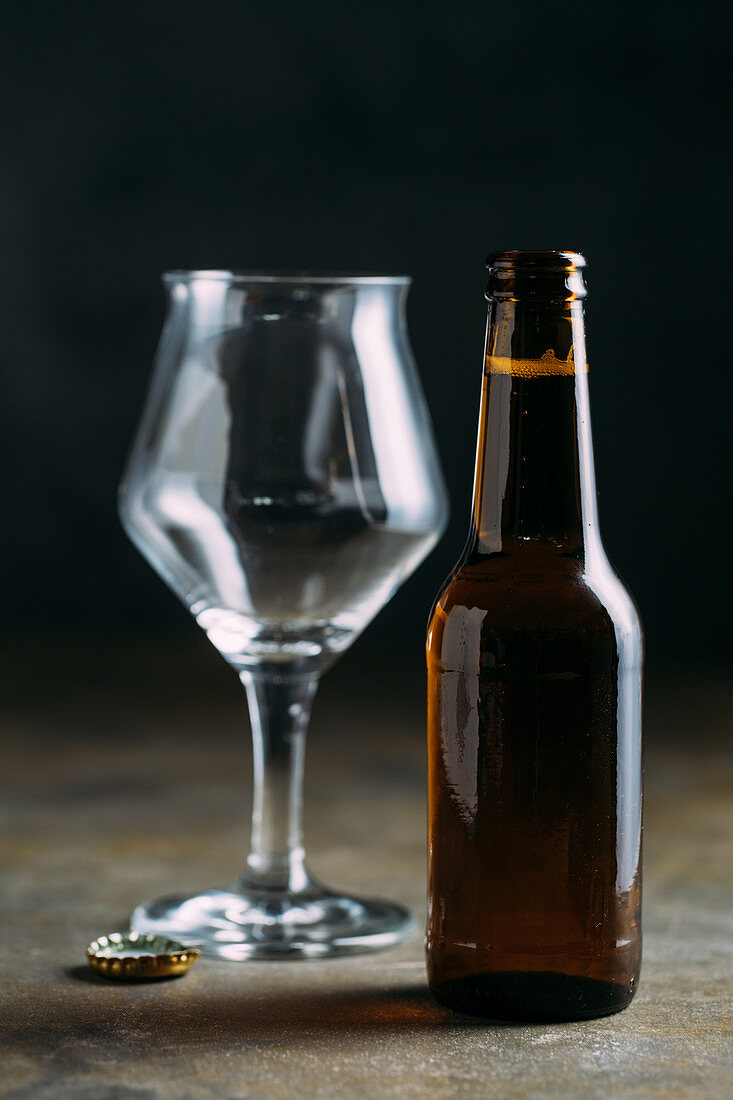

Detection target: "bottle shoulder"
[428, 548, 642, 653]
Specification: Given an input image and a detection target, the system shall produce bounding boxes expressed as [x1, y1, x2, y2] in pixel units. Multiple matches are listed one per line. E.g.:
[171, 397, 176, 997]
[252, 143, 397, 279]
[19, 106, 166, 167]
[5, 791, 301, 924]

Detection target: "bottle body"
[426, 252, 643, 1021]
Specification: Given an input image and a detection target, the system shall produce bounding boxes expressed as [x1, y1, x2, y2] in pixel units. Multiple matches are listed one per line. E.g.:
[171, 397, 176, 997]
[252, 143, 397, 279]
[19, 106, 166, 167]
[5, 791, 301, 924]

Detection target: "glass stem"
[239, 670, 319, 893]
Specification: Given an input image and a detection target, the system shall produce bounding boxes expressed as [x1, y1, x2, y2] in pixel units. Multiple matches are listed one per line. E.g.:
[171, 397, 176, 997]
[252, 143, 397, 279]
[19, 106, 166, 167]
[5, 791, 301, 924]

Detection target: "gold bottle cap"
[86, 932, 200, 981]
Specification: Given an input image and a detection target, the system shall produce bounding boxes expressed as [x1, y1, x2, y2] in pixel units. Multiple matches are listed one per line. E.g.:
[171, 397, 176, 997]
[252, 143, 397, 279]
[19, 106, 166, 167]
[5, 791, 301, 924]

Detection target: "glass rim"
[162, 270, 412, 287]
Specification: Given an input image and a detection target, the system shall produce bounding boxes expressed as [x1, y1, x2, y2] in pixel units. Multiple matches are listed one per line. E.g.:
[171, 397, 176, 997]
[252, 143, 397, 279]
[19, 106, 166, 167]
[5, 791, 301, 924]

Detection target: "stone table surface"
[1, 639, 731, 1099]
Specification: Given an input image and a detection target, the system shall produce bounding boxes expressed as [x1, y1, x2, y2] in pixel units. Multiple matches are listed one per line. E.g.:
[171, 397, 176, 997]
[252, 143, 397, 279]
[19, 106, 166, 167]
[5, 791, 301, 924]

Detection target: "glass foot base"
[129, 880, 417, 960]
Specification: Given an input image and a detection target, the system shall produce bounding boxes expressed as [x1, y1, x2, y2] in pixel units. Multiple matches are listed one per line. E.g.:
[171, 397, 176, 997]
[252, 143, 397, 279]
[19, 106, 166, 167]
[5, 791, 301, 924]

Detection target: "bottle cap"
[86, 932, 200, 981]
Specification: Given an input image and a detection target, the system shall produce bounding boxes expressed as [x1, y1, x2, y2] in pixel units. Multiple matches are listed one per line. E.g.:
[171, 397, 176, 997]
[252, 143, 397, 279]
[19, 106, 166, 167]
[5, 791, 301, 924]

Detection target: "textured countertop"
[1, 638, 731, 1099]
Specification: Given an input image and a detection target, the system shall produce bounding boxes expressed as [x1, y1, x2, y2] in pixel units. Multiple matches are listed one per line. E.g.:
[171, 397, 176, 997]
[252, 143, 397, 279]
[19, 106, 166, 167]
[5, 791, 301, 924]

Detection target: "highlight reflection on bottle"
[426, 251, 643, 1022]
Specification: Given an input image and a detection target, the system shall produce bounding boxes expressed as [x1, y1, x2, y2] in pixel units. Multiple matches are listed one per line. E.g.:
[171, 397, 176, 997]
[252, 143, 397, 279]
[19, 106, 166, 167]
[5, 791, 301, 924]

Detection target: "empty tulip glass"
[119, 271, 448, 958]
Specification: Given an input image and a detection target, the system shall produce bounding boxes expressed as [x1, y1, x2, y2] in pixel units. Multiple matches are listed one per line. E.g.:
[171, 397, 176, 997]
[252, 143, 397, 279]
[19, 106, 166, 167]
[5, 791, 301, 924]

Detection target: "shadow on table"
[6, 971, 507, 1058]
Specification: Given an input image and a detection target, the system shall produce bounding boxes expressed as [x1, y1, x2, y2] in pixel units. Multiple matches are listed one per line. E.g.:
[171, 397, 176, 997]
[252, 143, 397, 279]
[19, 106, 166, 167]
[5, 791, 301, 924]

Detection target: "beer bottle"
[426, 251, 643, 1021]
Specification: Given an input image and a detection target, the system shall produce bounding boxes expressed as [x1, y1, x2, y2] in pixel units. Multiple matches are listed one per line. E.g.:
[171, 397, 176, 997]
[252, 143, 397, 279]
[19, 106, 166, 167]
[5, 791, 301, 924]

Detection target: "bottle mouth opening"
[485, 251, 587, 300]
[486, 250, 586, 272]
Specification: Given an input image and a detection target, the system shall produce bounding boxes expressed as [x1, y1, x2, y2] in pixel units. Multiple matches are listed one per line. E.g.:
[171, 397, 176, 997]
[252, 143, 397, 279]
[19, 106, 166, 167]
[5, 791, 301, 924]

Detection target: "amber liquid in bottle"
[426, 252, 643, 1021]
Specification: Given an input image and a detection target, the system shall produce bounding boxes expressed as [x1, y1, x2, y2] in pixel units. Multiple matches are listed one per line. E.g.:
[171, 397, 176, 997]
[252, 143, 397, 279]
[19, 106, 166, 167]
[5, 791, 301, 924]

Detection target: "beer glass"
[119, 271, 448, 958]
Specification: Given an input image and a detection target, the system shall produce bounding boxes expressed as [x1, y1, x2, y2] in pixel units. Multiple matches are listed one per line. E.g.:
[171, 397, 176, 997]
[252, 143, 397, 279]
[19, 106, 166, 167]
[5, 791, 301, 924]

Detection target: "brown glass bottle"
[426, 251, 643, 1021]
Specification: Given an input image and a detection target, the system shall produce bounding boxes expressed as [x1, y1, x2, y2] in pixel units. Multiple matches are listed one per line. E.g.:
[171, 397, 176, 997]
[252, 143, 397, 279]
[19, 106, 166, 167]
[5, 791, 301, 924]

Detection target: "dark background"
[2, 0, 729, 675]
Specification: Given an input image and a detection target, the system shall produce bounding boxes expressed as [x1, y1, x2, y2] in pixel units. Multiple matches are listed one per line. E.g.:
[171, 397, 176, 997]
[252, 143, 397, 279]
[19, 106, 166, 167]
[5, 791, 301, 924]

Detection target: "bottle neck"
[470, 298, 598, 557]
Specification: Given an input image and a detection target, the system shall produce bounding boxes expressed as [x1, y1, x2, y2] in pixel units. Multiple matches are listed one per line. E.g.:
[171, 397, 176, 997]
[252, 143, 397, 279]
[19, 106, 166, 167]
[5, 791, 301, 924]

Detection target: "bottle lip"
[486, 250, 586, 271]
[485, 251, 587, 300]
